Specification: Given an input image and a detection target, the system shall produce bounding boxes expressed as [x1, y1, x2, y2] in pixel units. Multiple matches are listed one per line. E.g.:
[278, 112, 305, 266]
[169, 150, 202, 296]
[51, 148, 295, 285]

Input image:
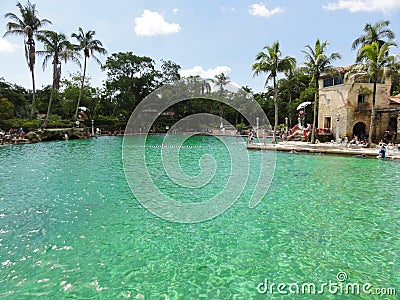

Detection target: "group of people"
[376, 139, 396, 159]
[0, 127, 25, 145]
[247, 129, 268, 145]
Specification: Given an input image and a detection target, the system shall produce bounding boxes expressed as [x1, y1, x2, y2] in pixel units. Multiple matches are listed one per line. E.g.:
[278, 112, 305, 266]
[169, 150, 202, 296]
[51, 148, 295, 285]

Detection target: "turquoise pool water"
[0, 136, 399, 299]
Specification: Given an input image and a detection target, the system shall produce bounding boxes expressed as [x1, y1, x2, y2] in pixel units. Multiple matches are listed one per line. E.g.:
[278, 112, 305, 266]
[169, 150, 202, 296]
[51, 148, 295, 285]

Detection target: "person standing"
[262, 129, 267, 145]
[378, 144, 386, 159]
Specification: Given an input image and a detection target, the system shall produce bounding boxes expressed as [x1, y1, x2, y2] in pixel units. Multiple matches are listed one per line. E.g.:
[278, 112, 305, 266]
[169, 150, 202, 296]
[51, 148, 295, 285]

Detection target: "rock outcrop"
[25, 128, 89, 142]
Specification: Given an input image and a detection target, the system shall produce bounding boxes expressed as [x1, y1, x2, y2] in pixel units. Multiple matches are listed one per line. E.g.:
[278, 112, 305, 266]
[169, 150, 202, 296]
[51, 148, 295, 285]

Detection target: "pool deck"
[247, 141, 400, 161]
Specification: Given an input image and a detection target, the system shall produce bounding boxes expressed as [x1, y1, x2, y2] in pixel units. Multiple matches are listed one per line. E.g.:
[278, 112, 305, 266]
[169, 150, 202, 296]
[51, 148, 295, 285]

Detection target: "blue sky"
[1, 0, 400, 93]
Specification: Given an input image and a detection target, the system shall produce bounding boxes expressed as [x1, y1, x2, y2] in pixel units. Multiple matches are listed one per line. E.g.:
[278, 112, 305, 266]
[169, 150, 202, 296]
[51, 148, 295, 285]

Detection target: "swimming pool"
[0, 135, 398, 298]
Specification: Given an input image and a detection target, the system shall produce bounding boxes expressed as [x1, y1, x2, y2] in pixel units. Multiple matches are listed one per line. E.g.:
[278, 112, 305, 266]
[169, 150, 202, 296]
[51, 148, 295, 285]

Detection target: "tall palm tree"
[201, 79, 211, 96]
[37, 31, 81, 126]
[71, 27, 107, 120]
[347, 42, 399, 143]
[281, 68, 303, 129]
[4, 0, 52, 118]
[351, 20, 396, 53]
[302, 39, 341, 143]
[252, 41, 296, 143]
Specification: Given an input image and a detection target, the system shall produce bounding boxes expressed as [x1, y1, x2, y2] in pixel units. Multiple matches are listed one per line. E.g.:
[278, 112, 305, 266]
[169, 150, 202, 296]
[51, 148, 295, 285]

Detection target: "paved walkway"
[247, 141, 400, 161]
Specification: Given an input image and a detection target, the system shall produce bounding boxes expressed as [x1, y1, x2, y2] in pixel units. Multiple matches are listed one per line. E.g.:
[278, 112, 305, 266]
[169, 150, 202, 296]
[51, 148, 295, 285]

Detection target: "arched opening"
[353, 122, 367, 139]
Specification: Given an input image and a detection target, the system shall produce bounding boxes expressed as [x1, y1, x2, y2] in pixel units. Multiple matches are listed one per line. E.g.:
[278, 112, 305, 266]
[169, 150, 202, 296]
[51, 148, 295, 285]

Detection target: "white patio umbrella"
[296, 101, 312, 110]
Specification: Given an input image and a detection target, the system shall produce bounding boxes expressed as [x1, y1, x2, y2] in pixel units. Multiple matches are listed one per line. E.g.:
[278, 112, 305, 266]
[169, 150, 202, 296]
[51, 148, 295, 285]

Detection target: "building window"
[334, 75, 344, 85]
[323, 78, 333, 87]
[326, 98, 330, 106]
[358, 94, 366, 104]
[324, 116, 332, 129]
[323, 75, 344, 87]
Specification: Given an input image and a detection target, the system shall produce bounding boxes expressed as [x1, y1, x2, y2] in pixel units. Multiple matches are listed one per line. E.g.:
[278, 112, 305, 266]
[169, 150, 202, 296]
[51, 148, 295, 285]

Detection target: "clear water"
[0, 136, 399, 299]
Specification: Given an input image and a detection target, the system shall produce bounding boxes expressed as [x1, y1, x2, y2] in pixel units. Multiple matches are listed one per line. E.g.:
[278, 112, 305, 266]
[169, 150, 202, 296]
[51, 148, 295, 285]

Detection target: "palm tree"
[71, 27, 107, 120]
[347, 42, 399, 143]
[211, 73, 230, 118]
[37, 31, 81, 126]
[4, 0, 52, 118]
[252, 41, 296, 143]
[301, 39, 341, 143]
[281, 68, 303, 129]
[201, 79, 211, 96]
[351, 20, 396, 54]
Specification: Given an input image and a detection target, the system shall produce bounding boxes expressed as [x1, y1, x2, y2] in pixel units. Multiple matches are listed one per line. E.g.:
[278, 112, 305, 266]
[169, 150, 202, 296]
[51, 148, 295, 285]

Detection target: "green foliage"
[160, 59, 181, 84]
[35, 84, 51, 113]
[391, 73, 400, 95]
[235, 123, 247, 130]
[82, 115, 126, 131]
[0, 78, 30, 117]
[2, 118, 41, 131]
[56, 73, 92, 118]
[103, 52, 159, 115]
[38, 118, 75, 128]
[358, 85, 373, 95]
[0, 98, 15, 120]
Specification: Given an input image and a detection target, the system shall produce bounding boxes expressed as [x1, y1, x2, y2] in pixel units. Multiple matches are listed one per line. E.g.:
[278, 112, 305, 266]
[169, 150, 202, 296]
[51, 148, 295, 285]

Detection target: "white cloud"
[0, 38, 18, 53]
[134, 10, 181, 36]
[221, 6, 236, 12]
[180, 66, 232, 79]
[249, 3, 284, 17]
[323, 0, 400, 13]
[172, 8, 179, 14]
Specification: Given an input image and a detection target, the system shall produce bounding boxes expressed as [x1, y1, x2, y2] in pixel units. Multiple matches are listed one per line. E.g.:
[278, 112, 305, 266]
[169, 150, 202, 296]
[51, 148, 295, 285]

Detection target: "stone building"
[318, 68, 400, 143]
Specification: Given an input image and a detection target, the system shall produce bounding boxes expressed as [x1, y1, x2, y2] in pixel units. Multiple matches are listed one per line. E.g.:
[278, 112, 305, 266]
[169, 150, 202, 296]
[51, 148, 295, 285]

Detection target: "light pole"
[91, 119, 95, 136]
[336, 114, 340, 143]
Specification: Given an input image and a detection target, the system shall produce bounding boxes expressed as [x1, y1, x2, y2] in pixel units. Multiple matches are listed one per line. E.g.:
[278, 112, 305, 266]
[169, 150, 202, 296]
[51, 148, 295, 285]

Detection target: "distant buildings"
[318, 68, 400, 143]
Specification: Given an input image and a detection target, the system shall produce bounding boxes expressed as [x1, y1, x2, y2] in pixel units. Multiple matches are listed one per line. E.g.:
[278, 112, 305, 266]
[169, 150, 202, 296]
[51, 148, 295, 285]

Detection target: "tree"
[0, 78, 30, 117]
[58, 74, 90, 119]
[4, 0, 52, 118]
[252, 41, 296, 142]
[347, 42, 399, 143]
[351, 20, 396, 56]
[37, 31, 81, 126]
[0, 98, 15, 121]
[301, 39, 341, 143]
[160, 59, 181, 85]
[72, 27, 107, 120]
[103, 52, 158, 115]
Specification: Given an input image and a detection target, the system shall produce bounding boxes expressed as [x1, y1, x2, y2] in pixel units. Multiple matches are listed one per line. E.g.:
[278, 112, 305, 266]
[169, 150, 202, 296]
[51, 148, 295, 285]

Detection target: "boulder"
[26, 128, 88, 143]
[25, 131, 41, 143]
